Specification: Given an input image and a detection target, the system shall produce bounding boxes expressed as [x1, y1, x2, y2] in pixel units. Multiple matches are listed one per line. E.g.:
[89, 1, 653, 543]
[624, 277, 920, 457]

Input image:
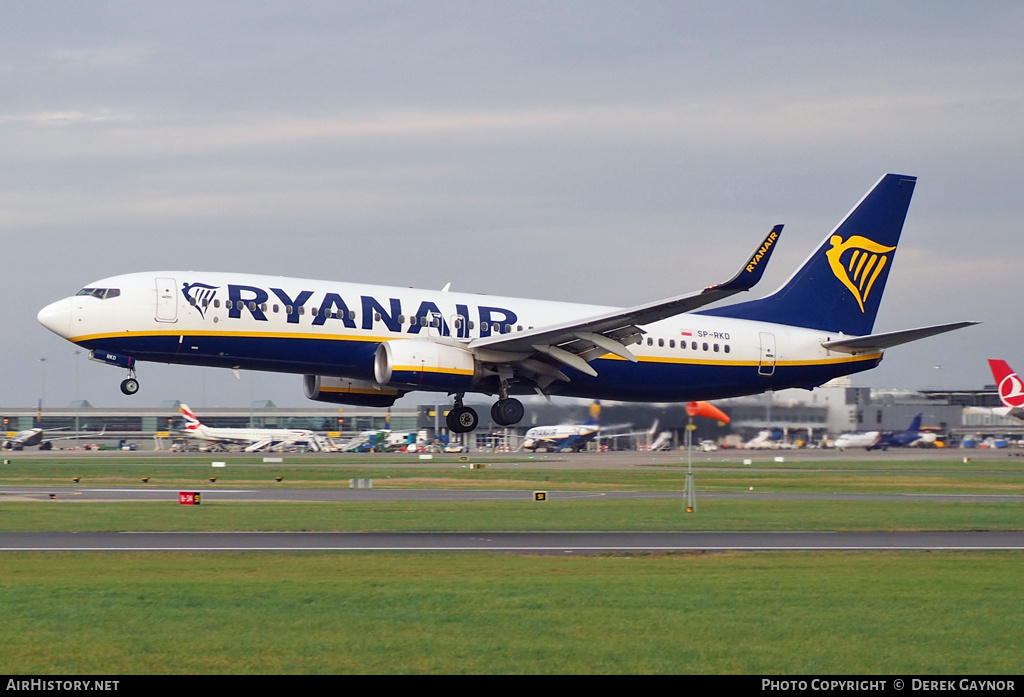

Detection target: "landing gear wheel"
[120, 378, 140, 396]
[491, 398, 525, 426]
[447, 406, 479, 434]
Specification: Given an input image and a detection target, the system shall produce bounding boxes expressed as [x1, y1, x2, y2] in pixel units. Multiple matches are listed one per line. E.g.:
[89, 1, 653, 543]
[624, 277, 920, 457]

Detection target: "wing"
[467, 225, 783, 386]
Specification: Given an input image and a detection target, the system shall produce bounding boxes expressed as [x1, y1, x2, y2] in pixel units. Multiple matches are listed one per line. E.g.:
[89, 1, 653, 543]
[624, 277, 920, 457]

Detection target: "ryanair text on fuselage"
[183, 282, 519, 339]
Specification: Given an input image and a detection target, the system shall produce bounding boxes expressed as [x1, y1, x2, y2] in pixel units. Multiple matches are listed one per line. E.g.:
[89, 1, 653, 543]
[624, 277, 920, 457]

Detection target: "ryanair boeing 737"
[37, 174, 976, 433]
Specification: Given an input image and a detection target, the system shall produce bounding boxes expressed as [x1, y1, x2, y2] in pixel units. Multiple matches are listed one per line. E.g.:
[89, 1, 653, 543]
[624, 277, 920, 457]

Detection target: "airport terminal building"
[4, 376, 1021, 451]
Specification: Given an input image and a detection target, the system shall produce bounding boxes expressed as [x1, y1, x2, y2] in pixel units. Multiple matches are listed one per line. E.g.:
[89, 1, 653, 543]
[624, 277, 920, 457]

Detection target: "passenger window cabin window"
[724, 345, 730, 354]
[249, 302, 257, 312]
[225, 300, 233, 310]
[658, 338, 664, 347]
[714, 344, 719, 352]
[375, 312, 382, 321]
[298, 306, 305, 315]
[272, 304, 279, 313]
[702, 342, 708, 351]
[691, 341, 697, 350]
[214, 299, 221, 308]
[669, 340, 675, 348]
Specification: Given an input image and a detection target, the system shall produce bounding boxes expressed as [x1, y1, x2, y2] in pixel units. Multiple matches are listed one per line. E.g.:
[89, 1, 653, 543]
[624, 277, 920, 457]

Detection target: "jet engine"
[374, 340, 481, 391]
[302, 375, 403, 407]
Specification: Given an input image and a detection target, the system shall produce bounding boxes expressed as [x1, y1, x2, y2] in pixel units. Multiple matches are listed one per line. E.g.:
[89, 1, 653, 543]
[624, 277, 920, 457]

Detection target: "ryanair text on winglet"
[746, 230, 779, 273]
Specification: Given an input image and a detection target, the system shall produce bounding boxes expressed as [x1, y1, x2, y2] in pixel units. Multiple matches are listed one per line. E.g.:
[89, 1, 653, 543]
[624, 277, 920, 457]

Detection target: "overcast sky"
[3, 1, 1022, 409]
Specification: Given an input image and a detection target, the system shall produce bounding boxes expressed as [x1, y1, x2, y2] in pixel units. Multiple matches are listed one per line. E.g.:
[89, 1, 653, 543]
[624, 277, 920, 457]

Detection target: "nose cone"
[38, 298, 72, 338]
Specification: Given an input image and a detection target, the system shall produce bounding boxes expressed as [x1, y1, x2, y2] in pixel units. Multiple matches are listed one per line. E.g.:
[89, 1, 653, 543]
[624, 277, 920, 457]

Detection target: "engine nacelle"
[303, 375, 403, 407]
[374, 340, 480, 391]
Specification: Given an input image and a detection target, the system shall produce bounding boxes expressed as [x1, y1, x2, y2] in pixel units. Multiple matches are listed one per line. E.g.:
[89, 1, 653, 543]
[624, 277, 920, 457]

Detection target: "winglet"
[710, 224, 783, 293]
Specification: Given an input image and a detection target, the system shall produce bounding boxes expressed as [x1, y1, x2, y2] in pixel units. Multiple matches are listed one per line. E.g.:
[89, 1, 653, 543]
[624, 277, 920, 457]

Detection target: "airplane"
[517, 402, 653, 452]
[178, 403, 329, 452]
[37, 174, 977, 433]
[519, 401, 605, 452]
[875, 413, 938, 448]
[2, 402, 106, 450]
[986, 359, 1024, 421]
[833, 413, 937, 451]
[2, 425, 46, 451]
[832, 430, 881, 451]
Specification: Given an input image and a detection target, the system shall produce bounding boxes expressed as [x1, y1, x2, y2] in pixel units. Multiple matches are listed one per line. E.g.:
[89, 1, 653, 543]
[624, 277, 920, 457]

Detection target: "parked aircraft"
[179, 404, 329, 452]
[2, 403, 105, 450]
[833, 413, 936, 451]
[875, 413, 938, 448]
[38, 174, 976, 433]
[519, 401, 606, 452]
[832, 430, 882, 451]
[2, 425, 46, 450]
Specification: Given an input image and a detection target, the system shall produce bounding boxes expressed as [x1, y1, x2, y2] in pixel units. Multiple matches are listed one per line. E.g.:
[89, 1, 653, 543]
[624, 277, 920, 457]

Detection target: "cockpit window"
[76, 288, 120, 299]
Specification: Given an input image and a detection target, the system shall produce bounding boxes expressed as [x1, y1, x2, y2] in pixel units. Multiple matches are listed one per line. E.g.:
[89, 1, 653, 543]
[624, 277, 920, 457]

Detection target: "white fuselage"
[37, 270, 882, 404]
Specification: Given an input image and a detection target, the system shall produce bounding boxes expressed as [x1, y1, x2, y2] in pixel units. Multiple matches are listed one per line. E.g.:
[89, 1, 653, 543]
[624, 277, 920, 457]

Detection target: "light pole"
[73, 350, 82, 440]
[38, 357, 48, 409]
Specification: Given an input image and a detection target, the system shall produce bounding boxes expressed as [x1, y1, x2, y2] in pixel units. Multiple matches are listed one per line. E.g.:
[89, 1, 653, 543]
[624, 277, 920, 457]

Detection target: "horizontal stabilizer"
[821, 321, 979, 353]
[995, 406, 1024, 421]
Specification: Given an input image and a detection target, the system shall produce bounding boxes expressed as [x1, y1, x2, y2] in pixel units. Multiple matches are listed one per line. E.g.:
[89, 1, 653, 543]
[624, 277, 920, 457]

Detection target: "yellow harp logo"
[825, 235, 896, 313]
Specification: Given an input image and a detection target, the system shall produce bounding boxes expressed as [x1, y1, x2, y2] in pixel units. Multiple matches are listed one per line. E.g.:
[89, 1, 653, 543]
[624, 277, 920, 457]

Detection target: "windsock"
[685, 401, 730, 424]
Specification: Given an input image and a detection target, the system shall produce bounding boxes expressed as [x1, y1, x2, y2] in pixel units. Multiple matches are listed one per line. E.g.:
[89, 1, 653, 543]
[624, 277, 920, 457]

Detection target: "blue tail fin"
[907, 413, 922, 432]
[701, 174, 916, 336]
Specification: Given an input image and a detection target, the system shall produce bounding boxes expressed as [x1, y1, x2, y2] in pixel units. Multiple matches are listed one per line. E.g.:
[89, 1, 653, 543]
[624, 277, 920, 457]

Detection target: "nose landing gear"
[120, 368, 140, 396]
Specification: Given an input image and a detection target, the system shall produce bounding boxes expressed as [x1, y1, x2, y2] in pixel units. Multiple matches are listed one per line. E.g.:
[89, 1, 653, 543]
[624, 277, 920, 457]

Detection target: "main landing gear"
[491, 397, 524, 426]
[446, 394, 478, 434]
[446, 393, 525, 434]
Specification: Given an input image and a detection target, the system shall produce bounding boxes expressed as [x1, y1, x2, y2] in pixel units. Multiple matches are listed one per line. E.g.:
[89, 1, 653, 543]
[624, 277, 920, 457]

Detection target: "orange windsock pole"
[685, 401, 730, 424]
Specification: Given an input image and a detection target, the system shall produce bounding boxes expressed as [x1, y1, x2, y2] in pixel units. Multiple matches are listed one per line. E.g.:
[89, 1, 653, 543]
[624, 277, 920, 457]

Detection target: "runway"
[3, 530, 1023, 553]
[3, 484, 1024, 505]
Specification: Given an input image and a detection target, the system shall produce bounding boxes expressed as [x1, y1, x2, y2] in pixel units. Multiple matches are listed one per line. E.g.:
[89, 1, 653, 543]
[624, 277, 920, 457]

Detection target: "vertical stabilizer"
[703, 174, 917, 336]
[988, 360, 1024, 408]
[179, 404, 203, 433]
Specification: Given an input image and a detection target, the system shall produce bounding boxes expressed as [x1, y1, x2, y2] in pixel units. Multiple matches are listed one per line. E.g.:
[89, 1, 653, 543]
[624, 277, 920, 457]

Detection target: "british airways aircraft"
[37, 174, 976, 434]
[178, 403, 326, 452]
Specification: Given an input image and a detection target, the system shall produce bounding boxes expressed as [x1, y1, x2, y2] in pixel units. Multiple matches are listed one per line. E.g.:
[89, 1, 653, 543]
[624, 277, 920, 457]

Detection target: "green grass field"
[3, 552, 1022, 674]
[2, 455, 1022, 674]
